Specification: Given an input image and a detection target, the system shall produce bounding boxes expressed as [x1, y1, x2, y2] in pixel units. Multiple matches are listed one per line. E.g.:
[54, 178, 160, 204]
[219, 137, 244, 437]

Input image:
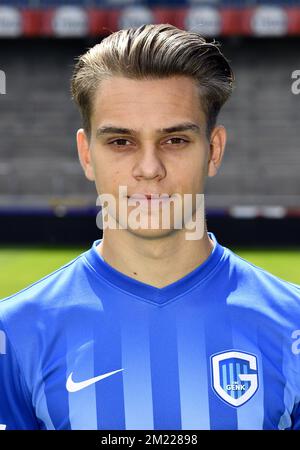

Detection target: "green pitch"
[0, 246, 299, 299]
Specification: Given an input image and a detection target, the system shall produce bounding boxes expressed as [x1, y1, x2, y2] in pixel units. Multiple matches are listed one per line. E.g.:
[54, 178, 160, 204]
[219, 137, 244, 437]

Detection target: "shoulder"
[0, 248, 103, 382]
[227, 246, 300, 292]
[223, 246, 300, 317]
[0, 251, 89, 326]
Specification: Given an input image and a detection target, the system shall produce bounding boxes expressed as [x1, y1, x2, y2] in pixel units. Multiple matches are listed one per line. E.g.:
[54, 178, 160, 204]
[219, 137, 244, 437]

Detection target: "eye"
[108, 138, 133, 147]
[165, 137, 189, 145]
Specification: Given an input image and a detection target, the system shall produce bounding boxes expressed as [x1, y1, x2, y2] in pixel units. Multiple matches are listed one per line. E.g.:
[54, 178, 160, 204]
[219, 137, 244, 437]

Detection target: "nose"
[132, 145, 166, 181]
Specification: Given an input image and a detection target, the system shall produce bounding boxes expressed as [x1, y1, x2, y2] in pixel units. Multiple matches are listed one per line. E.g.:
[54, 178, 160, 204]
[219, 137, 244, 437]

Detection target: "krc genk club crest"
[211, 350, 259, 407]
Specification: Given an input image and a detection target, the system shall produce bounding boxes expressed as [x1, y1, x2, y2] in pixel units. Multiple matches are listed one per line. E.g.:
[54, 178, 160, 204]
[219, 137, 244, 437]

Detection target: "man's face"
[77, 75, 225, 239]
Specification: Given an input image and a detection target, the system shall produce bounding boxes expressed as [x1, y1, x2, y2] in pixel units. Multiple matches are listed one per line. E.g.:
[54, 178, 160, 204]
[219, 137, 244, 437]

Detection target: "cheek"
[182, 166, 206, 194]
[90, 151, 115, 183]
[95, 169, 123, 195]
[181, 156, 205, 181]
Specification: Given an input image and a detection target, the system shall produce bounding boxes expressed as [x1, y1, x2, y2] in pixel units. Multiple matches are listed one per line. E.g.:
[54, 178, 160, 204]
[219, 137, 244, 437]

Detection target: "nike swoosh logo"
[66, 368, 124, 393]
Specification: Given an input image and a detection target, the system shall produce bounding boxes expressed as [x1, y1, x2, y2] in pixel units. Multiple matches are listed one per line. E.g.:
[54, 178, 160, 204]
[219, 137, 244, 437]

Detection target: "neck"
[96, 225, 214, 289]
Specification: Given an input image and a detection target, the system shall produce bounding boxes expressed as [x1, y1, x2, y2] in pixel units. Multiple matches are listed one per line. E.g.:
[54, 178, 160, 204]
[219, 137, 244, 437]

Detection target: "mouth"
[127, 193, 171, 200]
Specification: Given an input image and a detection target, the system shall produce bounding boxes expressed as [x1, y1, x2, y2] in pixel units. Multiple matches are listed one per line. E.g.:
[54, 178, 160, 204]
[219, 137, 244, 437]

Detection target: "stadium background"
[0, 0, 299, 297]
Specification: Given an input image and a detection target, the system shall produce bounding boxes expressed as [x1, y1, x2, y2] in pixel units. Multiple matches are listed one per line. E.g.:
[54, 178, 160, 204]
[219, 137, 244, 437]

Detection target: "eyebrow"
[96, 122, 201, 138]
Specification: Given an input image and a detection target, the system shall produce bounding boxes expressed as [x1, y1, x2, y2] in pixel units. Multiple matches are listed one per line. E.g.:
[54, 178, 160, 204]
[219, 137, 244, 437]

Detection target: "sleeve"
[0, 326, 40, 429]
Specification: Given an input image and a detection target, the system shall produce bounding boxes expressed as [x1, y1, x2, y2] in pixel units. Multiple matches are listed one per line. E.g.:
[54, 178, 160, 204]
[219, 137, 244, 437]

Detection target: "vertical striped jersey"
[0, 232, 300, 430]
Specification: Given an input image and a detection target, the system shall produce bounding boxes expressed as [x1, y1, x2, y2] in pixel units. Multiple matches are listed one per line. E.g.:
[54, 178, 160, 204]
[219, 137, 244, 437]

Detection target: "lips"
[127, 193, 170, 200]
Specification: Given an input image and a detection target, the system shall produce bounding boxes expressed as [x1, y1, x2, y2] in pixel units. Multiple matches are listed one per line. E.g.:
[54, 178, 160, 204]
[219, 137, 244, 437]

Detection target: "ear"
[207, 125, 227, 178]
[76, 128, 95, 181]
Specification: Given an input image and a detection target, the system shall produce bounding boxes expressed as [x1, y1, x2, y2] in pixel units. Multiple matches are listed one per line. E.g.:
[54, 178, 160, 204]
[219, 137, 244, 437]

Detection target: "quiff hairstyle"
[71, 23, 234, 139]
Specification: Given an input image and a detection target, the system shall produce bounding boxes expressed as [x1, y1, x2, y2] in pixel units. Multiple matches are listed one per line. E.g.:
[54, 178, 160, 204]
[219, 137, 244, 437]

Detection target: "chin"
[125, 226, 179, 241]
[111, 210, 185, 239]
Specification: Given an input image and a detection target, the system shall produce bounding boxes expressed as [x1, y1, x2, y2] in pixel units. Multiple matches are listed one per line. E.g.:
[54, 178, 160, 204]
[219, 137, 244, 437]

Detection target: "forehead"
[91, 75, 205, 127]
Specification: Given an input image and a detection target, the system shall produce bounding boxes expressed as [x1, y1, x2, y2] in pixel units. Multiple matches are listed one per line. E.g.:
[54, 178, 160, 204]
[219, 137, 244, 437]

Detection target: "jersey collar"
[83, 232, 226, 305]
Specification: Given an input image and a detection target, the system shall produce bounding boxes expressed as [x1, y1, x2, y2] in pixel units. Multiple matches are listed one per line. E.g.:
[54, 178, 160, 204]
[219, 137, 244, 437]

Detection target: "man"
[0, 23, 300, 430]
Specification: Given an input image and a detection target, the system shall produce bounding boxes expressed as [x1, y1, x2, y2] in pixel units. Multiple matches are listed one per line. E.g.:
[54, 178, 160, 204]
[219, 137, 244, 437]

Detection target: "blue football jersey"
[0, 231, 300, 430]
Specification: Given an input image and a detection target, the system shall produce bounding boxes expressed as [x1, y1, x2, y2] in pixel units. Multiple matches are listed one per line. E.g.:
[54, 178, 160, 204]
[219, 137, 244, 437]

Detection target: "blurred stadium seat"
[0, 1, 299, 7]
[38, 0, 92, 6]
